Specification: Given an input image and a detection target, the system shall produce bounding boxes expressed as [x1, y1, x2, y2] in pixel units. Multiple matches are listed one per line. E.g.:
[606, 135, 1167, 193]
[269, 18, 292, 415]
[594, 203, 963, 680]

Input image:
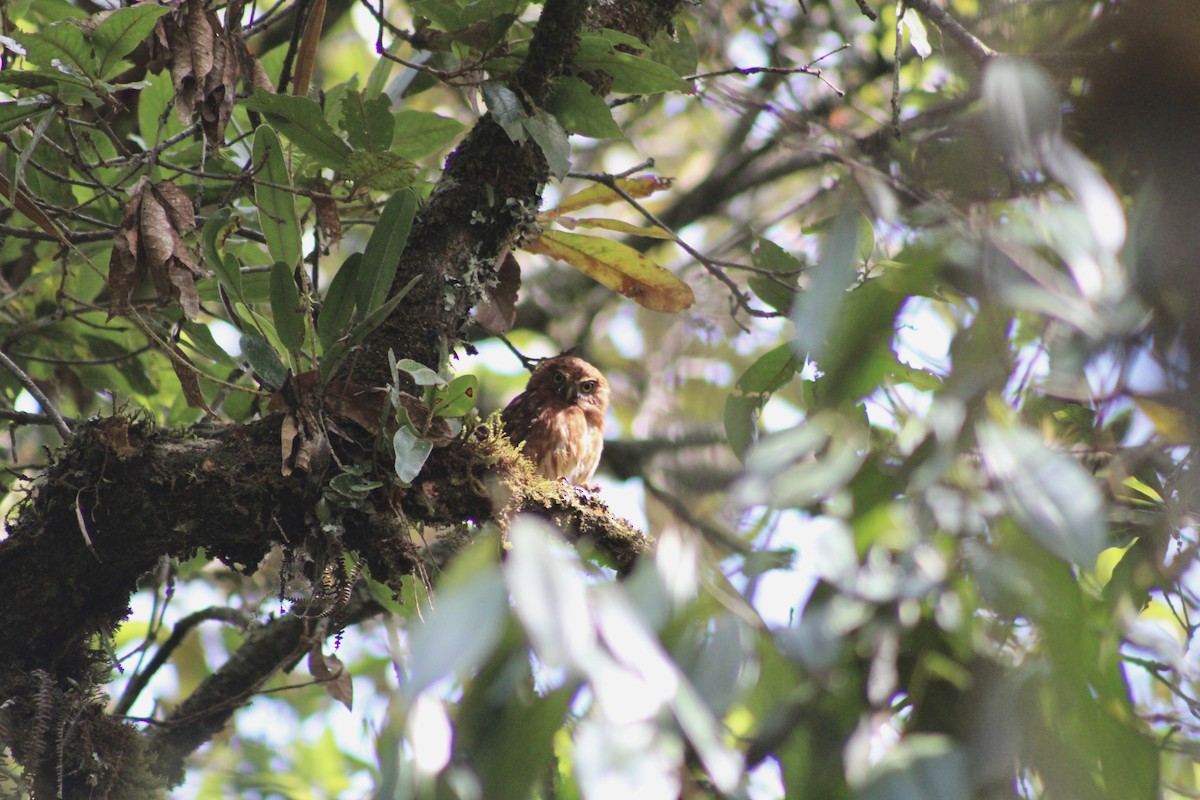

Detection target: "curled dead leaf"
[308, 645, 353, 711]
[473, 249, 521, 334]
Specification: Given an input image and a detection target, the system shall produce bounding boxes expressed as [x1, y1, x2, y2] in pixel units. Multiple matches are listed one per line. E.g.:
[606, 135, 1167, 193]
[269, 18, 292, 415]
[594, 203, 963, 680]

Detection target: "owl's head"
[531, 355, 610, 409]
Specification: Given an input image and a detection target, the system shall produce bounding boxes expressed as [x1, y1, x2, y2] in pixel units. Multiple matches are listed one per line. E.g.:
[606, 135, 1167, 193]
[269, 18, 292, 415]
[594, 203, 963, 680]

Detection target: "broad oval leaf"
[523, 108, 570, 181]
[253, 126, 302, 269]
[523, 229, 694, 312]
[407, 567, 507, 695]
[393, 425, 433, 485]
[548, 76, 622, 139]
[242, 90, 351, 170]
[93, 5, 170, 80]
[432, 374, 478, 417]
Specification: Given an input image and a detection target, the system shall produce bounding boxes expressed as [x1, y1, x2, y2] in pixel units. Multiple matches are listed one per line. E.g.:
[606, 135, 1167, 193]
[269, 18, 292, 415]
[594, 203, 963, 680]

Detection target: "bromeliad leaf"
[522, 229, 694, 312]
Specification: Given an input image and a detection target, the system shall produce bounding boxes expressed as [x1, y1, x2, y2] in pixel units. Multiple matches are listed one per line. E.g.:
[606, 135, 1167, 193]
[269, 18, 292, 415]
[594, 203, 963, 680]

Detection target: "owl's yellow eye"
[579, 380, 596, 394]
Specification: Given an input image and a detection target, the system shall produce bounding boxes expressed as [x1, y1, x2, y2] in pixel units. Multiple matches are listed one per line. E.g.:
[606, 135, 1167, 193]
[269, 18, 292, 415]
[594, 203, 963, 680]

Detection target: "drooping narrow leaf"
[357, 189, 418, 314]
[253, 126, 302, 269]
[551, 175, 673, 215]
[559, 217, 673, 238]
[269, 261, 305, 358]
[522, 229, 694, 312]
[317, 254, 361, 348]
[93, 5, 170, 80]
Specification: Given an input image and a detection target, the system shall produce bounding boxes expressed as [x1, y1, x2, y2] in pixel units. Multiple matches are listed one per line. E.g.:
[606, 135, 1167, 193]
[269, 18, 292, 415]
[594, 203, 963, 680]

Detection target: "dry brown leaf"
[314, 190, 342, 243]
[474, 250, 521, 334]
[308, 645, 353, 711]
[108, 184, 146, 319]
[170, 342, 212, 412]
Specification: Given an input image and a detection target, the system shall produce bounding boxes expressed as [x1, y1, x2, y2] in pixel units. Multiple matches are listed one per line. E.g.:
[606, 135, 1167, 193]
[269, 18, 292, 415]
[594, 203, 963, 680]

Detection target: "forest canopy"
[2, 0, 1200, 798]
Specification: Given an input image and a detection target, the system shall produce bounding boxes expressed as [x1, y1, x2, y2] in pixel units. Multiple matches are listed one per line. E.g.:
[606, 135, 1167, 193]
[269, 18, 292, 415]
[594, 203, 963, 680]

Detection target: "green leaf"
[749, 235, 803, 313]
[723, 393, 760, 461]
[736, 344, 801, 395]
[978, 420, 1106, 567]
[859, 735, 969, 800]
[792, 211, 861, 363]
[391, 110, 467, 161]
[320, 275, 421, 382]
[547, 77, 622, 139]
[522, 108, 570, 180]
[93, 5, 170, 80]
[358, 189, 418, 315]
[201, 209, 243, 302]
[21, 22, 96, 78]
[242, 90, 352, 170]
[576, 35, 686, 94]
[340, 90, 395, 152]
[269, 261, 305, 358]
[392, 425, 433, 484]
[0, 102, 51, 135]
[317, 254, 361, 349]
[341, 150, 417, 191]
[240, 332, 288, 390]
[253, 126, 302, 268]
[480, 82, 527, 143]
[432, 374, 477, 417]
[523, 230, 694, 312]
[137, 70, 181, 147]
[407, 566, 507, 694]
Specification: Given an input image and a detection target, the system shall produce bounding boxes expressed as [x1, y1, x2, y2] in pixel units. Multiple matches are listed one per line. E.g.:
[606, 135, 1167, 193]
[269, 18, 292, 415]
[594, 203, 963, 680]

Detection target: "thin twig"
[0, 349, 72, 439]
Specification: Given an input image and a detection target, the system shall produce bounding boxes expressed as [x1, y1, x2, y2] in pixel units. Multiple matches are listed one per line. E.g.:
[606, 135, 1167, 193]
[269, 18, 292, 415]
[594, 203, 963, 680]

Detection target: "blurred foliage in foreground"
[3, 0, 1200, 797]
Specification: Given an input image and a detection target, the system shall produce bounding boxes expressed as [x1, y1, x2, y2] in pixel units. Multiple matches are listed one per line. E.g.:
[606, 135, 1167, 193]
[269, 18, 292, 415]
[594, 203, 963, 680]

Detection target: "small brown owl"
[501, 355, 609, 484]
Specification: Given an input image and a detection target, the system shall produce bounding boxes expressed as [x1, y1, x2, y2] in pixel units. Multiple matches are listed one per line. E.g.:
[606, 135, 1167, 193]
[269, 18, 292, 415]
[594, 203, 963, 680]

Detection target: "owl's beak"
[562, 384, 578, 403]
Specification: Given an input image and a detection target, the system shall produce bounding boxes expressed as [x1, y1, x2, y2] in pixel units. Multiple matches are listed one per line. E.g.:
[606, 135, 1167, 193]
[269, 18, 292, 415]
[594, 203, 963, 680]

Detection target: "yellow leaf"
[550, 175, 674, 215]
[523, 230, 694, 312]
[1134, 397, 1191, 445]
[560, 216, 675, 239]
